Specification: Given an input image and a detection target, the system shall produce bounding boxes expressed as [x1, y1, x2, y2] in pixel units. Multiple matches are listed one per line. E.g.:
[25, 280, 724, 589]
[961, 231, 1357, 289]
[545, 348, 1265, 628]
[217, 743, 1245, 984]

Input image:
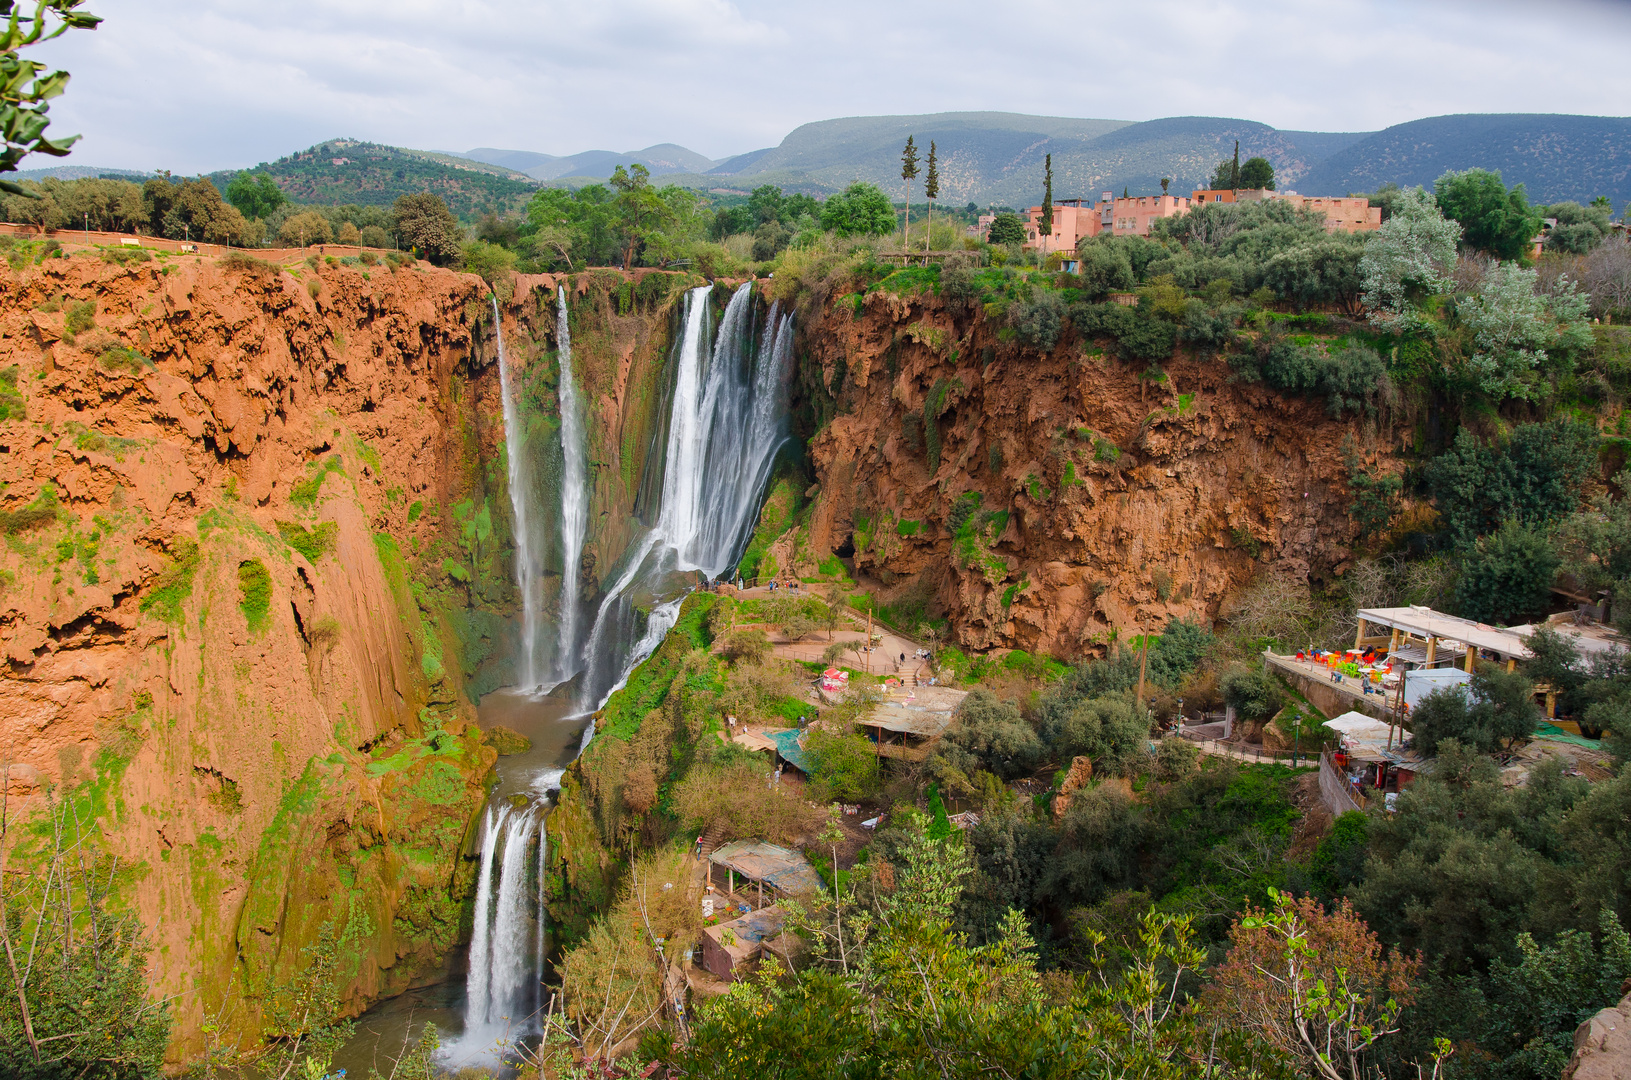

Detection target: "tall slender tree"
[1040, 152, 1054, 251]
[923, 140, 939, 252]
[900, 135, 919, 249]
[1232, 140, 1241, 191]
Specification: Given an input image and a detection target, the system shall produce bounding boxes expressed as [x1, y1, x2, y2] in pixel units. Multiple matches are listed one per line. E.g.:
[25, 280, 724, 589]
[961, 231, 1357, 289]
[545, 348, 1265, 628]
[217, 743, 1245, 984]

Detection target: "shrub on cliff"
[1007, 290, 1065, 350]
[461, 238, 516, 285]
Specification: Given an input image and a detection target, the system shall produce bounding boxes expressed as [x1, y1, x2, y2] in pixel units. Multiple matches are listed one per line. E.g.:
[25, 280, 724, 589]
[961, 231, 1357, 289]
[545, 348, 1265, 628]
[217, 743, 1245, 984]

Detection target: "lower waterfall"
[451, 280, 793, 1061]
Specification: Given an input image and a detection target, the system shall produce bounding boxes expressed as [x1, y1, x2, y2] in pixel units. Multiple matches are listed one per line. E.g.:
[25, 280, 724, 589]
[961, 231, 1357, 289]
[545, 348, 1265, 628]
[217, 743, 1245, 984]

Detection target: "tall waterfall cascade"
[555, 286, 589, 683]
[462, 804, 546, 1040]
[493, 297, 545, 689]
[580, 283, 795, 707]
[458, 282, 794, 1052]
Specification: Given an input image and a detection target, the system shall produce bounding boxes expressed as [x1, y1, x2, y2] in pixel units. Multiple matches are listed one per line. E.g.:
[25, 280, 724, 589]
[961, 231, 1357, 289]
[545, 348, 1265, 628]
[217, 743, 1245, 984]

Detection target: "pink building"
[1021, 199, 1101, 254]
[1190, 188, 1381, 232]
[1016, 191, 1194, 250]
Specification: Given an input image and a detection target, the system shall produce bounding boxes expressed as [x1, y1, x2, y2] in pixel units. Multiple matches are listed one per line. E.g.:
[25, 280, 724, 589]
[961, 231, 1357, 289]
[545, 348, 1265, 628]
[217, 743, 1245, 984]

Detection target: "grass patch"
[289, 454, 344, 507]
[276, 520, 338, 561]
[0, 365, 24, 421]
[140, 538, 200, 623]
[0, 484, 58, 533]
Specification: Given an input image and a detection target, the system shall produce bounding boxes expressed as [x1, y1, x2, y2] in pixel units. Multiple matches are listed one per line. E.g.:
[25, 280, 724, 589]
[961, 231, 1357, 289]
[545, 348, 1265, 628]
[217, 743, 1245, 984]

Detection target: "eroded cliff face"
[0, 252, 690, 1061]
[793, 286, 1370, 656]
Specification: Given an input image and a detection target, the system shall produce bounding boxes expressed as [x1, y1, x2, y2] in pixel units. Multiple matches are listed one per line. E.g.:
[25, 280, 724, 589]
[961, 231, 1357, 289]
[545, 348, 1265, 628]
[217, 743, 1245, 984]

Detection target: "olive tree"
[1359, 187, 1460, 325]
[1459, 262, 1592, 401]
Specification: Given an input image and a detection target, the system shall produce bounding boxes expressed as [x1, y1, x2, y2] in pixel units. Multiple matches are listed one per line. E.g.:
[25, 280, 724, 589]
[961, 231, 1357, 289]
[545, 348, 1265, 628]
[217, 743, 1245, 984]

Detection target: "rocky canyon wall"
[790, 283, 1373, 656]
[0, 250, 690, 1061]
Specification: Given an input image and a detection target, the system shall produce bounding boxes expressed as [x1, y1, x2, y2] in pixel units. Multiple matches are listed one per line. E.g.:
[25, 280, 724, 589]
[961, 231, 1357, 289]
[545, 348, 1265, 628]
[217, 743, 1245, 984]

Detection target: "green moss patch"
[276, 519, 338, 561]
[238, 558, 272, 631]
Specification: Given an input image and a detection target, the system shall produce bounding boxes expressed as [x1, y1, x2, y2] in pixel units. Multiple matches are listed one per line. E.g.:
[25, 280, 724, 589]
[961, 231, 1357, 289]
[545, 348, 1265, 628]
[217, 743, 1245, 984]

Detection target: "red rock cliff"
[793, 285, 1368, 655]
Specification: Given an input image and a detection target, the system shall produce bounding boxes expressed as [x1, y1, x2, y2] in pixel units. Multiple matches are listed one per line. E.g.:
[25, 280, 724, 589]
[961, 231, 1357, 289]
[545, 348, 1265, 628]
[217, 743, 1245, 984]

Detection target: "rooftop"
[1357, 606, 1533, 660]
[709, 841, 823, 896]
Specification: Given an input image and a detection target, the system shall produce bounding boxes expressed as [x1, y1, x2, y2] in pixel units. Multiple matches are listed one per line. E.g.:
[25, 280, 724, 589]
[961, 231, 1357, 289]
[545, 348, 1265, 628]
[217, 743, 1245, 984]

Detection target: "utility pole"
[865, 606, 872, 675]
[1135, 627, 1150, 709]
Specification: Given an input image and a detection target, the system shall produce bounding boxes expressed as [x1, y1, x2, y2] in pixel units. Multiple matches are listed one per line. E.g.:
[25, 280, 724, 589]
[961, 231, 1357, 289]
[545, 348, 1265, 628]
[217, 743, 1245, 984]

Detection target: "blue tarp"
[770, 728, 814, 773]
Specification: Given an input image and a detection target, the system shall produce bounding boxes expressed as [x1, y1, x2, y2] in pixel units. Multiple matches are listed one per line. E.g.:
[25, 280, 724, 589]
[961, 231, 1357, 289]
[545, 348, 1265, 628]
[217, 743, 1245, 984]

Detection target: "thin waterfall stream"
[430, 282, 795, 1068]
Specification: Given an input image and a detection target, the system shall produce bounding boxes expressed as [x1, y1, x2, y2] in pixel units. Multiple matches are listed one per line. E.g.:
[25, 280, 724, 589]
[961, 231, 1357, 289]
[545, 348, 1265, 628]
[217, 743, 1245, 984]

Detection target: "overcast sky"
[31, 0, 1631, 174]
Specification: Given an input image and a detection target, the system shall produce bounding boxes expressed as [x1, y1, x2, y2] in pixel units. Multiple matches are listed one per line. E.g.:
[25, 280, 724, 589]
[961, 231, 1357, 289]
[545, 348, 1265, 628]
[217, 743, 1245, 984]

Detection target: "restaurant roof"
[1358, 606, 1533, 660]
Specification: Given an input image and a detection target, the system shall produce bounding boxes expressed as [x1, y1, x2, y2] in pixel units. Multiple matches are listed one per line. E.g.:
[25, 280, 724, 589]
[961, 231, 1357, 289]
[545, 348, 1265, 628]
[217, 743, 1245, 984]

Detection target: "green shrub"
[62, 300, 96, 342]
[804, 725, 881, 801]
[0, 365, 21, 421]
[140, 538, 200, 623]
[0, 483, 58, 533]
[238, 559, 272, 631]
[99, 345, 151, 374]
[1009, 290, 1066, 350]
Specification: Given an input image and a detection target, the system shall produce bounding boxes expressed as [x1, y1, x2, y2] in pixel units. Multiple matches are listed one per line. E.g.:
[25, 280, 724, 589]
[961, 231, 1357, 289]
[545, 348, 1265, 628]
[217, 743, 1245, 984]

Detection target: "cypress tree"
[924, 140, 939, 252]
[900, 135, 919, 249]
[1041, 152, 1053, 248]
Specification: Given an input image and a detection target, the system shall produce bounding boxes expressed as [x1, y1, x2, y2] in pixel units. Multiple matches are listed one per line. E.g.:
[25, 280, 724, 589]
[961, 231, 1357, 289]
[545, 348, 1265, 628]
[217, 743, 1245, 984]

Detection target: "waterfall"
[555, 286, 589, 682]
[463, 804, 544, 1036]
[455, 281, 793, 1059]
[494, 297, 545, 689]
[575, 283, 795, 710]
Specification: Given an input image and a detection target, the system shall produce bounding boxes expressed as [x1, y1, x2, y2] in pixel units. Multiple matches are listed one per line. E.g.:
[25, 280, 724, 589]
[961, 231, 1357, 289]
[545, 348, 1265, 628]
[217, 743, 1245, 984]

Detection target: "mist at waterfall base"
[401, 282, 794, 1067]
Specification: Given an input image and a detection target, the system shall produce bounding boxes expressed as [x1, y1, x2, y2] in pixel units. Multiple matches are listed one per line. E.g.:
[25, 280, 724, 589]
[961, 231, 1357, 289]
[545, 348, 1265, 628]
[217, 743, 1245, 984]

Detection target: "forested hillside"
[216, 138, 539, 220]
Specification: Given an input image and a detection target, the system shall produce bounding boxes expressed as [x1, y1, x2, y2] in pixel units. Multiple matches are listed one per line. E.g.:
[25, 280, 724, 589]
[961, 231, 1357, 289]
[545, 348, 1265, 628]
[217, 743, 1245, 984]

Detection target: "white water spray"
[555, 286, 589, 681]
[494, 297, 545, 689]
[462, 805, 544, 1041]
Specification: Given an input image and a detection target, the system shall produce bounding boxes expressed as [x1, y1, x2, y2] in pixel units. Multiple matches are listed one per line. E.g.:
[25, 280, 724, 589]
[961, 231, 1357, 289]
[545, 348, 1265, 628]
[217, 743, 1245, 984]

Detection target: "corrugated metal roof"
[710, 841, 823, 895]
[859, 703, 955, 738]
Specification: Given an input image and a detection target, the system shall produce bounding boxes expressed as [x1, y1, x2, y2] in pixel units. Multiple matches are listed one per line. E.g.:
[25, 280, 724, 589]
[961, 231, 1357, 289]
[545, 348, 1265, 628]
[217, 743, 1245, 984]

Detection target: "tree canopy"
[820, 181, 895, 238]
[1434, 168, 1545, 261]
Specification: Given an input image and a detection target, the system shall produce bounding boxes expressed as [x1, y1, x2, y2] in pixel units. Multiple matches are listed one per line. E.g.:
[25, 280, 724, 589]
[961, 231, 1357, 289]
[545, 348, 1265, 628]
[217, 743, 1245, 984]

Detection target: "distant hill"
[218, 139, 540, 221]
[48, 111, 1628, 226]
[1297, 114, 1631, 205]
[12, 164, 150, 181]
[457, 143, 717, 182]
[481, 111, 1630, 211]
[516, 113, 1377, 206]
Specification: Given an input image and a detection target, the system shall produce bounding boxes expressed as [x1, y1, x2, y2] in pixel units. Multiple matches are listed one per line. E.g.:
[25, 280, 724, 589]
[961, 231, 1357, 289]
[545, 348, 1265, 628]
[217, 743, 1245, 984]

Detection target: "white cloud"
[28, 0, 1631, 174]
